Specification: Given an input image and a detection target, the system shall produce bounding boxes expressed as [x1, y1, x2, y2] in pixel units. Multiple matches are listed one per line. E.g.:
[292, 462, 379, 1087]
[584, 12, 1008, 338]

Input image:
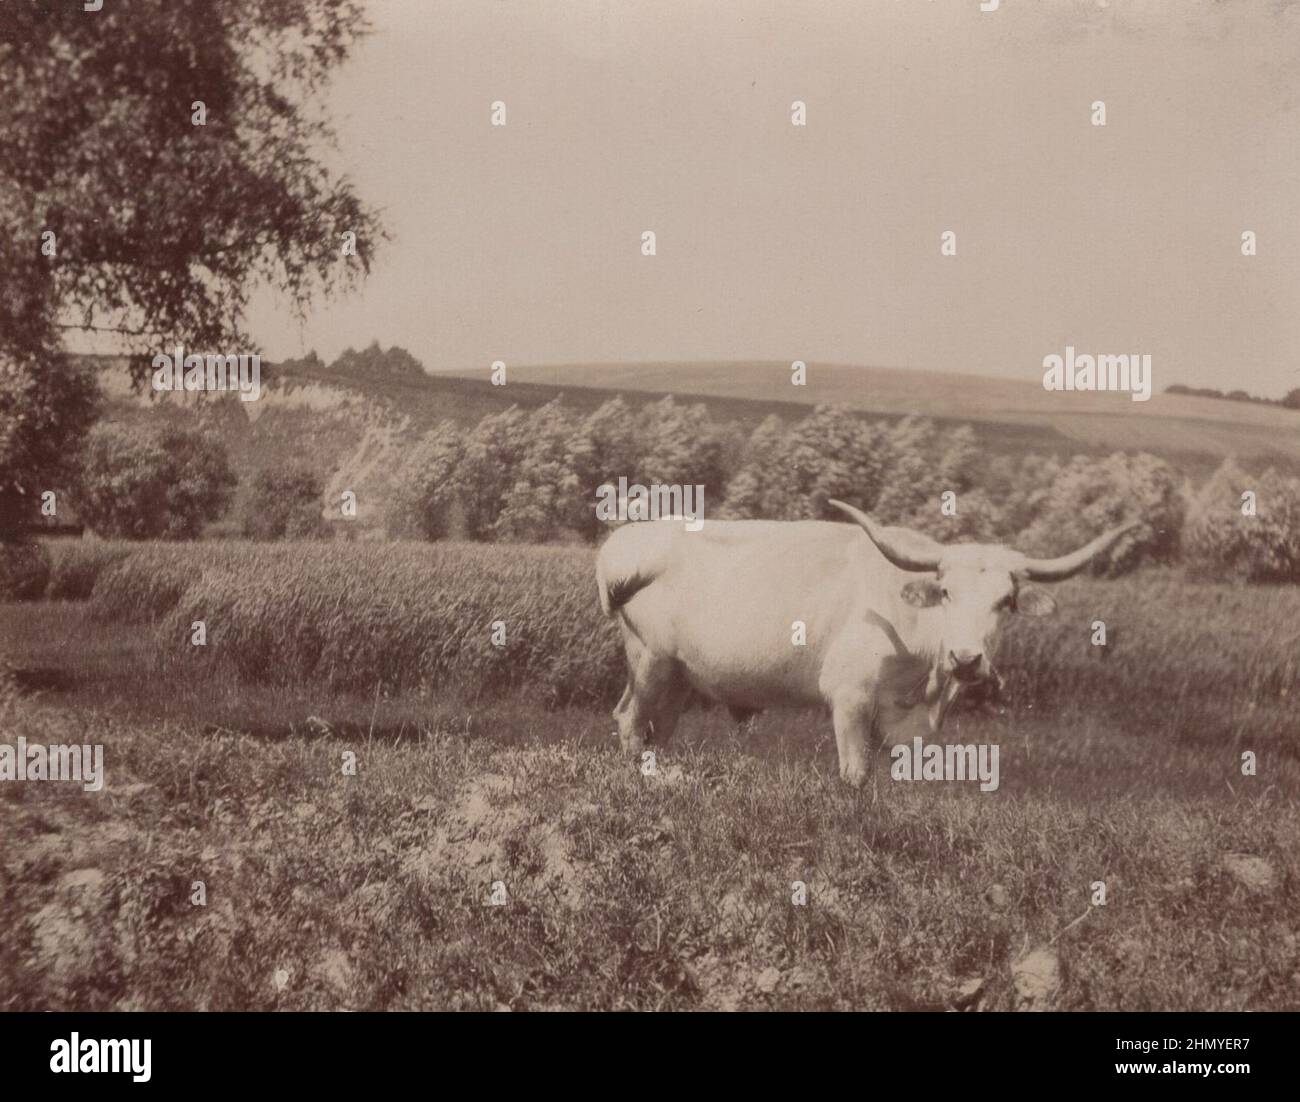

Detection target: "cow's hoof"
[839, 762, 869, 789]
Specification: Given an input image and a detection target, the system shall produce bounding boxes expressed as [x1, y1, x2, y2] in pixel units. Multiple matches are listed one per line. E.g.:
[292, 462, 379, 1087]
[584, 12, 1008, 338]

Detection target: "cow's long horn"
[827, 499, 942, 572]
[1017, 522, 1142, 582]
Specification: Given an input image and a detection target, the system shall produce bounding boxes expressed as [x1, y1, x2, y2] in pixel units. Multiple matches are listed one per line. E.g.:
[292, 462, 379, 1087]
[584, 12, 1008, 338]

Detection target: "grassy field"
[2, 539, 1298, 1010]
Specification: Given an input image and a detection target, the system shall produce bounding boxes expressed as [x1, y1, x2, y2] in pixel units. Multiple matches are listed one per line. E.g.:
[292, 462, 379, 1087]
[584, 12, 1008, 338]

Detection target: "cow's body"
[597, 505, 1137, 786]
[598, 517, 946, 785]
[601, 516, 933, 708]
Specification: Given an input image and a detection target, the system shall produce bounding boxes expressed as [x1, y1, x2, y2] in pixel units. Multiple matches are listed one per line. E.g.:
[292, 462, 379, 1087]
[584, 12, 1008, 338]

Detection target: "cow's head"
[828, 500, 1139, 686]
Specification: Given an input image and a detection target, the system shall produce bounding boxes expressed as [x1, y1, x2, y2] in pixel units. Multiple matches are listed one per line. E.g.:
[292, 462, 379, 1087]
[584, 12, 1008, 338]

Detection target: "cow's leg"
[831, 693, 874, 789]
[616, 650, 684, 754]
[613, 679, 635, 730]
[647, 667, 691, 746]
[613, 631, 647, 750]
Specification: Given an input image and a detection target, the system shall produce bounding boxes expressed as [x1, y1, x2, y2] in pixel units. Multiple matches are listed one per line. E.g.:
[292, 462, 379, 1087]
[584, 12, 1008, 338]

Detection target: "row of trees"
[7, 389, 1299, 585]
[388, 396, 734, 544]
[388, 397, 1300, 582]
[1167, 383, 1300, 410]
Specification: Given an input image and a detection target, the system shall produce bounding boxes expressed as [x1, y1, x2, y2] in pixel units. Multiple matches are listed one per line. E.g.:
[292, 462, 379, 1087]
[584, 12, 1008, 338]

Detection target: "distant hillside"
[440, 361, 1300, 476]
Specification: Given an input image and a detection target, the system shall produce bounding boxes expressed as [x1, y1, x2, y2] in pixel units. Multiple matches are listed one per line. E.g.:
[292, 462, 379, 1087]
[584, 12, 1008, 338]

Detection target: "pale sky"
[240, 0, 1300, 397]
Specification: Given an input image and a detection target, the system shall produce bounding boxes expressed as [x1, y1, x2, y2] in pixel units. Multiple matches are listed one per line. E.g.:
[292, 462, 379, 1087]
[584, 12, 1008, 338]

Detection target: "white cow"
[596, 501, 1137, 786]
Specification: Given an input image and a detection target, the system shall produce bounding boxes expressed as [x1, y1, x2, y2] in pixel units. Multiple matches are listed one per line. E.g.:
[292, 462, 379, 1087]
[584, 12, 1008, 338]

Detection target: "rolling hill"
[439, 361, 1300, 475]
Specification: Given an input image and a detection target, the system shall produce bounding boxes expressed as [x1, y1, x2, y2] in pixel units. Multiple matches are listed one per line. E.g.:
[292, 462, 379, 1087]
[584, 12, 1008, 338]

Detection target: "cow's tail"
[596, 526, 662, 617]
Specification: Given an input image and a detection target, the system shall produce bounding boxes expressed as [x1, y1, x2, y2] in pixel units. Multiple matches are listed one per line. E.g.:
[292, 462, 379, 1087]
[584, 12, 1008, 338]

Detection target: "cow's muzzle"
[947, 650, 987, 684]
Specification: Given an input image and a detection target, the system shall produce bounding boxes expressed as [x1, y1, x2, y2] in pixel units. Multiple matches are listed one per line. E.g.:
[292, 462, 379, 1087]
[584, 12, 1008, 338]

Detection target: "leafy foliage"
[721, 407, 883, 521]
[242, 466, 326, 540]
[77, 424, 237, 540]
[1184, 459, 1300, 583]
[0, 351, 99, 536]
[1017, 452, 1184, 576]
[332, 342, 425, 379]
[376, 397, 1298, 584]
[386, 422, 465, 540]
[0, 0, 382, 363]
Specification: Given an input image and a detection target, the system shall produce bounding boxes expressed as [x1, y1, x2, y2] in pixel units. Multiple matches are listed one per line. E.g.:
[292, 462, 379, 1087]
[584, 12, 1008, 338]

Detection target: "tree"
[637, 396, 734, 508]
[785, 406, 885, 520]
[457, 407, 531, 540]
[980, 453, 1064, 543]
[1, 0, 381, 360]
[0, 0, 382, 533]
[242, 466, 326, 540]
[333, 342, 425, 378]
[873, 416, 946, 524]
[720, 406, 883, 521]
[1282, 388, 1300, 411]
[77, 424, 237, 540]
[566, 397, 645, 541]
[0, 351, 99, 536]
[387, 421, 465, 540]
[719, 415, 790, 519]
[496, 399, 582, 542]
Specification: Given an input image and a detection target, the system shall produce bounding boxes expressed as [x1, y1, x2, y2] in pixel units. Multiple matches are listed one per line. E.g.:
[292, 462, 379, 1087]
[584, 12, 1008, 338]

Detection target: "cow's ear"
[900, 578, 943, 608]
[1016, 584, 1056, 617]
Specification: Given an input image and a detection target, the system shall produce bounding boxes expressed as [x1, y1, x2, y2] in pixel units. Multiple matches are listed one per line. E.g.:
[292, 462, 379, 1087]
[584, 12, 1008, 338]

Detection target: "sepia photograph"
[1, 0, 1298, 1068]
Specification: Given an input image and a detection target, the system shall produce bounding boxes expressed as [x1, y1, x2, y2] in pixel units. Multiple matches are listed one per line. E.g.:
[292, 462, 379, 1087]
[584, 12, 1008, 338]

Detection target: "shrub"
[1016, 452, 1184, 575]
[1183, 459, 1300, 583]
[77, 423, 237, 539]
[241, 466, 326, 540]
[906, 486, 1007, 544]
[980, 454, 1065, 544]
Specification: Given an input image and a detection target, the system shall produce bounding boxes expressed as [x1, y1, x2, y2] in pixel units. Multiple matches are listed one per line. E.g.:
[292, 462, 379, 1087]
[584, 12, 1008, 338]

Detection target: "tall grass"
[77, 539, 1300, 754]
[88, 542, 252, 623]
[998, 569, 1300, 753]
[134, 542, 625, 705]
[42, 540, 132, 600]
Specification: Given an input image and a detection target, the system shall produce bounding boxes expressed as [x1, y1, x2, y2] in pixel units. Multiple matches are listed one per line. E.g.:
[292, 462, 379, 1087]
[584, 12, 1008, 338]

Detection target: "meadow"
[1, 537, 1297, 1010]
